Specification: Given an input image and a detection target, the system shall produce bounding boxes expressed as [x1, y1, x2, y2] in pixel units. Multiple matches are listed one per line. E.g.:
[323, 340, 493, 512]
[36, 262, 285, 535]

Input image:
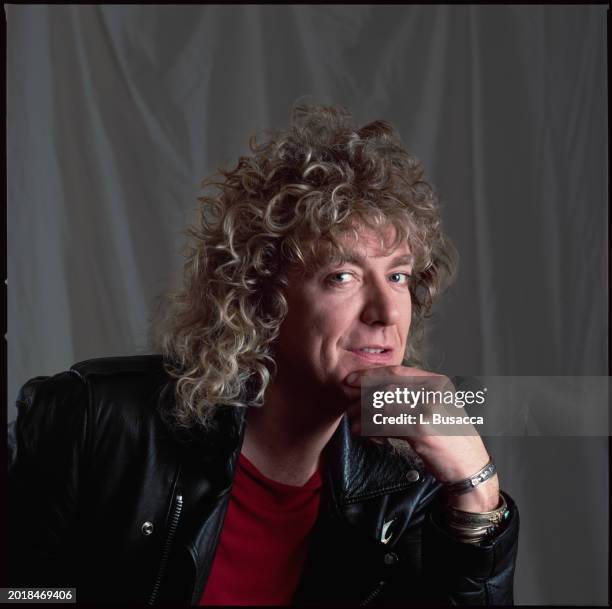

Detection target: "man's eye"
[389, 272, 411, 284]
[327, 272, 354, 284]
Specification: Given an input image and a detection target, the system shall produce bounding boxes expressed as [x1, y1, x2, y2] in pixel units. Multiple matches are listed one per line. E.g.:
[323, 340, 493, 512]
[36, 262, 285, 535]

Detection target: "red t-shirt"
[199, 453, 322, 606]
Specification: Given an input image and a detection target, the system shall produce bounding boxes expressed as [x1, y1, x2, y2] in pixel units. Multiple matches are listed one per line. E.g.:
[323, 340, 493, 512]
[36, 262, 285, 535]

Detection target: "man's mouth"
[346, 346, 395, 362]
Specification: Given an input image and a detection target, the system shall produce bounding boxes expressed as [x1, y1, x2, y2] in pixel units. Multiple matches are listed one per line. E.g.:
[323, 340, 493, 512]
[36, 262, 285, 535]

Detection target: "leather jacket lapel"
[324, 415, 425, 506]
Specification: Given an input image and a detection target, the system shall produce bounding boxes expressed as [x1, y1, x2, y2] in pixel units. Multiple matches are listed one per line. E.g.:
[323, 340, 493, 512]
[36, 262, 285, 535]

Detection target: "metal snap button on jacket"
[141, 521, 154, 536]
[405, 470, 420, 482]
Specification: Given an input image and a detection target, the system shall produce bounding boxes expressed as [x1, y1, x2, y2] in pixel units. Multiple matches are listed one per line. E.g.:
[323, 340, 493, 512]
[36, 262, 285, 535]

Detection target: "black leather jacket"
[7, 356, 519, 606]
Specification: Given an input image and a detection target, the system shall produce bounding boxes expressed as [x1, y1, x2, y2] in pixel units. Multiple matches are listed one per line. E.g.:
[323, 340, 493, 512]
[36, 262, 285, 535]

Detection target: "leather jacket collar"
[158, 379, 424, 507]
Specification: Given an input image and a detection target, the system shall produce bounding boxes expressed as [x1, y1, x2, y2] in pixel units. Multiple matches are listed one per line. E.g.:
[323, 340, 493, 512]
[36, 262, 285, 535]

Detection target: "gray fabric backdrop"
[6, 5, 608, 605]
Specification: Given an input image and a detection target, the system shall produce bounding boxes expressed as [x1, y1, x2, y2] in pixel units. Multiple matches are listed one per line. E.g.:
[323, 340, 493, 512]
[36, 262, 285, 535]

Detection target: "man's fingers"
[344, 371, 362, 387]
[344, 365, 445, 388]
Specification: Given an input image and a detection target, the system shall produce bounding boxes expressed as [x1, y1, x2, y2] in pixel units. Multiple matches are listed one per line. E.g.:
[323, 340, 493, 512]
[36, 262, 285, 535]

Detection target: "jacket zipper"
[360, 580, 386, 606]
[147, 491, 184, 606]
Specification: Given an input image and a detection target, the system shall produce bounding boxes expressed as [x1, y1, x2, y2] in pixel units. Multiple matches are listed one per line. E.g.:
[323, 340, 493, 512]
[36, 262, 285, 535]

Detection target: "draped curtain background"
[7, 5, 608, 604]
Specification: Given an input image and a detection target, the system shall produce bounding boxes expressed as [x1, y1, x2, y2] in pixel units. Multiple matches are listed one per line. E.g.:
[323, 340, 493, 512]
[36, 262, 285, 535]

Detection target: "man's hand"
[344, 365, 500, 513]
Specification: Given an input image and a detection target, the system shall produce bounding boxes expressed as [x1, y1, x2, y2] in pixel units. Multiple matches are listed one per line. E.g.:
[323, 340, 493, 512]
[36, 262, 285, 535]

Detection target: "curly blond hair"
[160, 102, 456, 429]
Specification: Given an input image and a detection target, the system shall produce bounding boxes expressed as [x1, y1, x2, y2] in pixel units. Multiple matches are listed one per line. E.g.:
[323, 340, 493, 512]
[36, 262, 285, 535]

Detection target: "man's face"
[274, 224, 413, 403]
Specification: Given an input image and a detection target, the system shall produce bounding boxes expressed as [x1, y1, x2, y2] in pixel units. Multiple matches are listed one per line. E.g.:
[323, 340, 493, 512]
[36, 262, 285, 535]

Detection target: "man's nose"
[360, 280, 401, 326]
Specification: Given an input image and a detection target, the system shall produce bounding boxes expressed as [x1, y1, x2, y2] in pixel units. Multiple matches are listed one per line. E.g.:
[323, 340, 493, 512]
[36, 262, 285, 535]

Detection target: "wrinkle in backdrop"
[7, 5, 608, 605]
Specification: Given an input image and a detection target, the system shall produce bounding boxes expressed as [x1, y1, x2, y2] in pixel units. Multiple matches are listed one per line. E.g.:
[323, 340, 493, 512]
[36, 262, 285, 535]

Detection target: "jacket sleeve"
[7, 372, 89, 588]
[420, 489, 520, 605]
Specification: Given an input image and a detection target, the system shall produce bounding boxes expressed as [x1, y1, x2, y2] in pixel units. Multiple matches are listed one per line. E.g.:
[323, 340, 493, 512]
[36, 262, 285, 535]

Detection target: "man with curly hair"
[8, 103, 519, 606]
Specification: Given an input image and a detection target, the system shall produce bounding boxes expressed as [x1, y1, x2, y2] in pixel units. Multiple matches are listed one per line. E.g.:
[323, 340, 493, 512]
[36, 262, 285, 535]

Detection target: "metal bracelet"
[444, 458, 497, 496]
[447, 530, 494, 544]
[441, 493, 511, 544]
[435, 515, 498, 544]
[444, 518, 507, 543]
[445, 494, 509, 527]
[440, 487, 508, 544]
